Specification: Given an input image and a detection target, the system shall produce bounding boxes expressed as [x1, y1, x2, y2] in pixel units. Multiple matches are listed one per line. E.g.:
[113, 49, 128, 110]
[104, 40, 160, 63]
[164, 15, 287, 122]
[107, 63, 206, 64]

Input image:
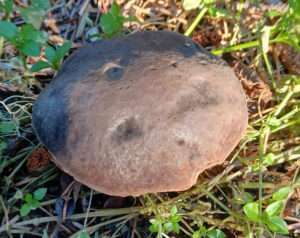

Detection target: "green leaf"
[267, 118, 281, 128]
[0, 0, 13, 14]
[149, 224, 158, 233]
[31, 60, 51, 72]
[100, 13, 115, 35]
[100, 13, 124, 37]
[172, 222, 180, 234]
[19, 24, 47, 44]
[171, 215, 181, 223]
[45, 46, 56, 62]
[38, 31, 48, 44]
[100, 3, 125, 38]
[110, 2, 121, 16]
[163, 222, 174, 233]
[243, 202, 260, 222]
[30, 199, 40, 209]
[0, 121, 16, 134]
[265, 201, 284, 217]
[273, 187, 292, 201]
[192, 227, 207, 238]
[183, 0, 201, 10]
[19, 24, 37, 40]
[31, 0, 50, 10]
[77, 231, 91, 238]
[20, 7, 45, 29]
[20, 203, 31, 216]
[266, 10, 283, 18]
[34, 188, 47, 200]
[53, 41, 72, 65]
[289, 0, 300, 14]
[171, 206, 178, 216]
[24, 193, 33, 203]
[192, 231, 201, 238]
[265, 216, 289, 234]
[207, 229, 226, 238]
[263, 153, 276, 166]
[234, 191, 254, 205]
[208, 7, 229, 18]
[149, 218, 160, 233]
[19, 40, 41, 56]
[0, 21, 18, 41]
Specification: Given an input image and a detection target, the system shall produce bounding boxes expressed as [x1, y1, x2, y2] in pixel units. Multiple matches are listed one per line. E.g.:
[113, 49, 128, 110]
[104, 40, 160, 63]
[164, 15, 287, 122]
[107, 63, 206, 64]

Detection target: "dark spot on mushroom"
[174, 82, 219, 118]
[105, 66, 124, 81]
[171, 62, 178, 68]
[193, 83, 219, 107]
[189, 152, 197, 162]
[188, 145, 201, 163]
[177, 139, 185, 146]
[112, 117, 143, 143]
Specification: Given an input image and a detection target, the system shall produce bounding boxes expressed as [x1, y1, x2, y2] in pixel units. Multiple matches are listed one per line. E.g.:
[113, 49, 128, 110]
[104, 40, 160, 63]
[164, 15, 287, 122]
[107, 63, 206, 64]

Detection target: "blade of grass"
[184, 7, 208, 37]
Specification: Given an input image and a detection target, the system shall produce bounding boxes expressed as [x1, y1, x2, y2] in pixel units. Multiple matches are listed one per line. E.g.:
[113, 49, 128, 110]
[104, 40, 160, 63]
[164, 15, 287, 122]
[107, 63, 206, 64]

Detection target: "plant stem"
[0, 37, 4, 57]
[262, 48, 276, 89]
[258, 127, 270, 227]
[204, 190, 241, 220]
[274, 91, 294, 117]
[212, 39, 280, 55]
[83, 190, 93, 228]
[184, 7, 208, 37]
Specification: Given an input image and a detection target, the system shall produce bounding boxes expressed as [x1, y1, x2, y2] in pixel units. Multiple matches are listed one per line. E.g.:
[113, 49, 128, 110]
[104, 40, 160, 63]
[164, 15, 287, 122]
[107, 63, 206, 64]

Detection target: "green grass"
[1, 0, 300, 237]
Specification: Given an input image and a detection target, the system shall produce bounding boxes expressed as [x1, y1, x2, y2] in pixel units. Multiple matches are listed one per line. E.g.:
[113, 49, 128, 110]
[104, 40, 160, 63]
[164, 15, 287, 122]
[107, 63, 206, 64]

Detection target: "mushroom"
[32, 31, 248, 197]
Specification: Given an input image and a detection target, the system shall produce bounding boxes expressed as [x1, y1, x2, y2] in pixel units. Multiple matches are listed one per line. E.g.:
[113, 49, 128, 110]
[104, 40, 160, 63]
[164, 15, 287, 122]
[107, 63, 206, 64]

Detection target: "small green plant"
[193, 226, 226, 238]
[31, 41, 72, 72]
[243, 186, 292, 235]
[99, 2, 132, 38]
[0, 22, 47, 58]
[0, 0, 13, 17]
[19, 0, 50, 29]
[273, 0, 300, 51]
[20, 188, 47, 216]
[0, 0, 70, 74]
[0, 0, 50, 57]
[212, 0, 300, 55]
[149, 206, 182, 237]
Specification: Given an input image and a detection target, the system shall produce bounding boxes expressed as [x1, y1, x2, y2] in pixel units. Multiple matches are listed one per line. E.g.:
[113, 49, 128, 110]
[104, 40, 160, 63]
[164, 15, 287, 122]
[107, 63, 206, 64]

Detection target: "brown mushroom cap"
[32, 31, 248, 197]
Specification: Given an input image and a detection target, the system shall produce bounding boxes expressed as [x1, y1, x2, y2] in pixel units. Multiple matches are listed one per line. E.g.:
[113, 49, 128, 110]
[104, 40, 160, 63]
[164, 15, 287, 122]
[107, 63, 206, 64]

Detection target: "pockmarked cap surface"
[32, 31, 248, 196]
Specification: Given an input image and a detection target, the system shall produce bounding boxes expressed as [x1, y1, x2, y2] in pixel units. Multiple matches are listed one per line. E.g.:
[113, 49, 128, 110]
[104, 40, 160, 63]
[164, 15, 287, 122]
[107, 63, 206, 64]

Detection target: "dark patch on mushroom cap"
[32, 31, 248, 197]
[32, 86, 69, 155]
[112, 117, 143, 143]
